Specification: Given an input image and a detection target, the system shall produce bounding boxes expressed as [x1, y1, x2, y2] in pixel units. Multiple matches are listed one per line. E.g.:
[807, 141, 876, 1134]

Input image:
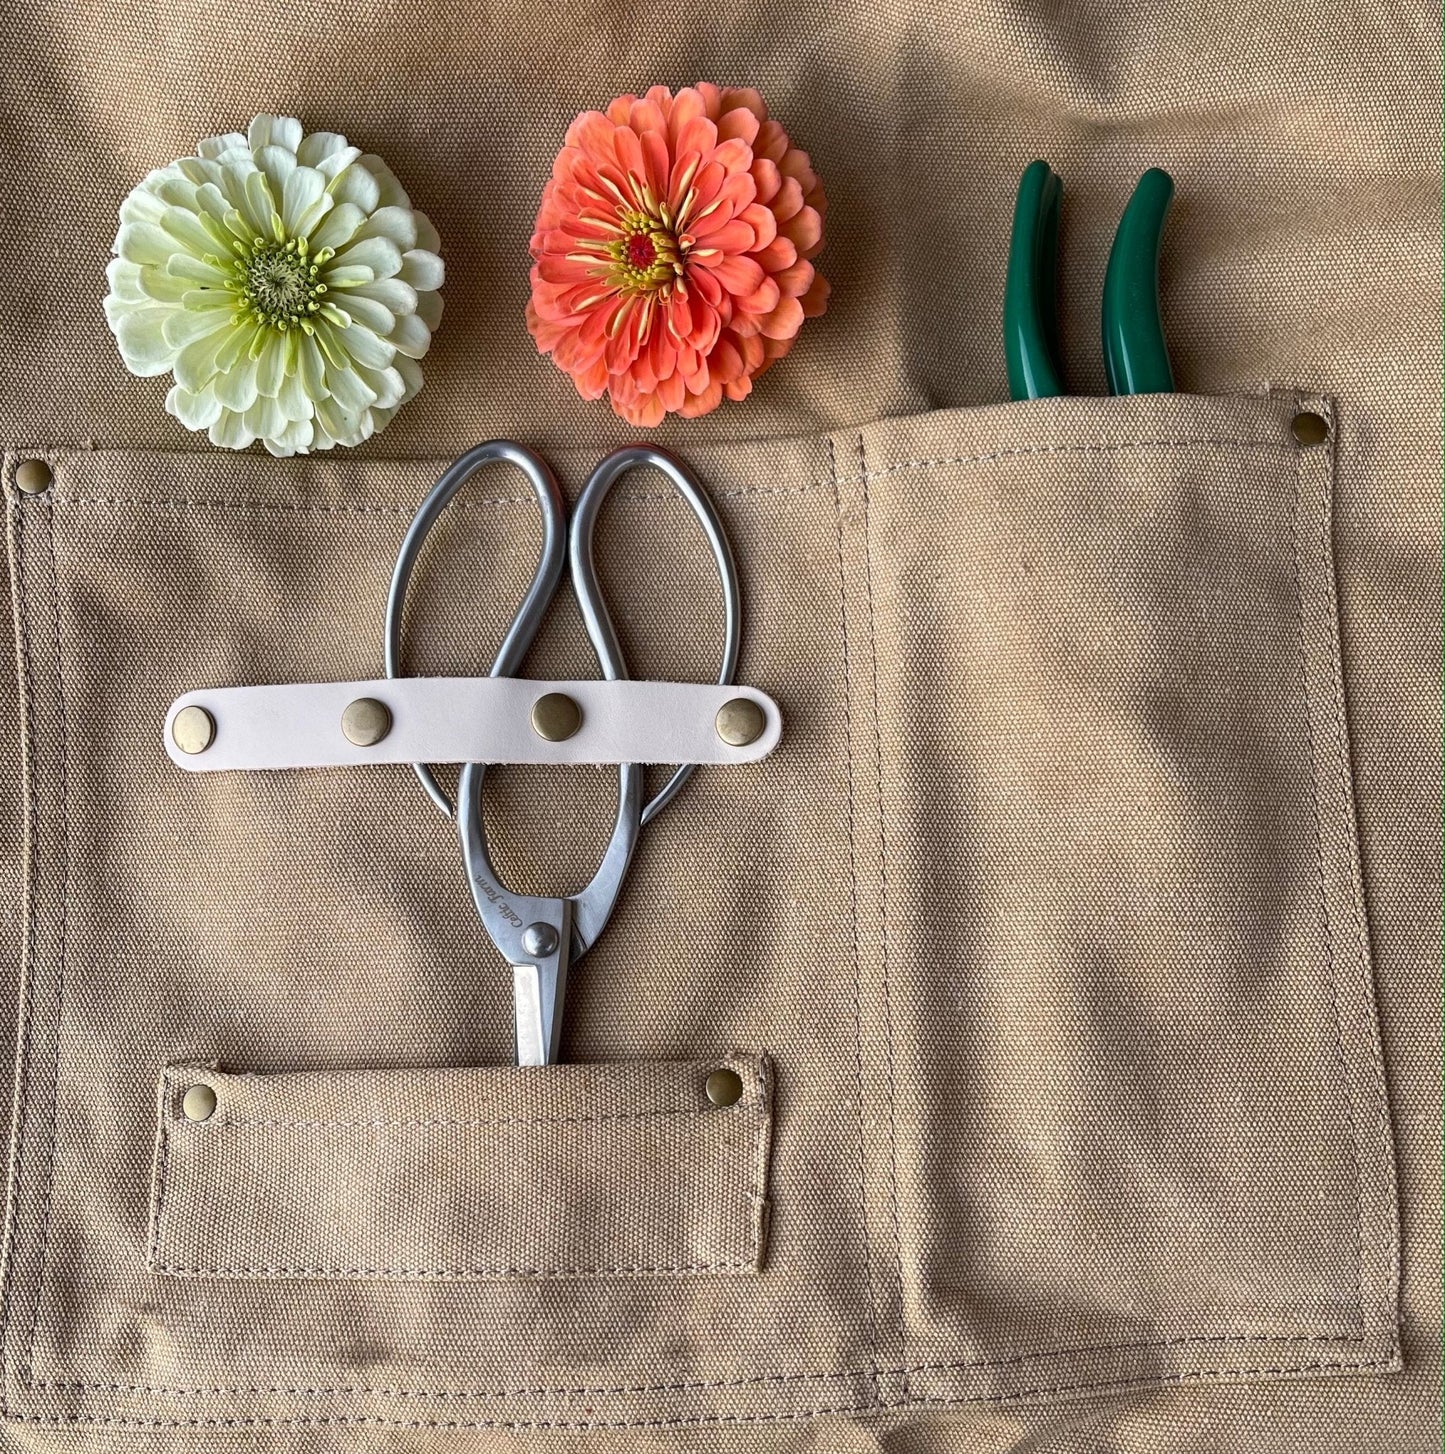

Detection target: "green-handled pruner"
[1004, 160, 1176, 399]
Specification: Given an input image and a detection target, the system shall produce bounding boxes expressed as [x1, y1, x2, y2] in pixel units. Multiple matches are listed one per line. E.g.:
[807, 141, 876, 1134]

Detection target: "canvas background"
[0, 0, 1439, 1449]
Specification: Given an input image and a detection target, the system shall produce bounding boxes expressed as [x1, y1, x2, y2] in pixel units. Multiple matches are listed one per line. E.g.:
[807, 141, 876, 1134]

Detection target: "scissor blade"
[509, 899, 573, 1066]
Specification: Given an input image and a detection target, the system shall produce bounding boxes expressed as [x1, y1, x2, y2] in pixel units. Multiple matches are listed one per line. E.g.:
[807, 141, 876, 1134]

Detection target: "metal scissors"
[383, 442, 740, 1067]
[1004, 161, 1176, 399]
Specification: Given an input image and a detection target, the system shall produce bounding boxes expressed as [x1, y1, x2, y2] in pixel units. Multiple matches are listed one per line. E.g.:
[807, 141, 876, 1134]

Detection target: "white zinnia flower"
[103, 114, 444, 456]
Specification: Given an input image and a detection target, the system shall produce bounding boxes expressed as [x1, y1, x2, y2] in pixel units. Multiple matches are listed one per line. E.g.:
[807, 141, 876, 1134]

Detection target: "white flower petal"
[173, 323, 235, 391]
[315, 146, 362, 182]
[165, 381, 223, 429]
[356, 364, 406, 411]
[298, 333, 327, 399]
[322, 264, 376, 288]
[212, 352, 260, 411]
[329, 292, 395, 334]
[281, 166, 327, 236]
[162, 309, 229, 349]
[159, 205, 227, 259]
[353, 278, 418, 316]
[209, 408, 256, 450]
[255, 145, 298, 207]
[296, 130, 350, 167]
[323, 365, 378, 413]
[277, 368, 315, 422]
[309, 203, 365, 252]
[244, 393, 286, 441]
[265, 416, 315, 455]
[416, 288, 444, 330]
[332, 323, 394, 370]
[197, 131, 247, 159]
[151, 175, 202, 212]
[392, 353, 424, 402]
[333, 236, 402, 278]
[413, 212, 442, 254]
[111, 309, 179, 375]
[175, 156, 226, 188]
[354, 205, 417, 249]
[254, 332, 292, 397]
[248, 115, 303, 154]
[116, 222, 176, 267]
[387, 313, 431, 359]
[138, 266, 197, 303]
[166, 253, 230, 285]
[358, 155, 410, 208]
[106, 257, 148, 303]
[328, 161, 380, 213]
[119, 185, 168, 228]
[243, 170, 281, 240]
[181, 287, 238, 311]
[399, 249, 444, 291]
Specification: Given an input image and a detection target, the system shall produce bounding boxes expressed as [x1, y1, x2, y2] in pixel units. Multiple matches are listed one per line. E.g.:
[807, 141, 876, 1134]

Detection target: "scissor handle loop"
[387, 441, 742, 963]
[384, 440, 567, 820]
[571, 445, 742, 826]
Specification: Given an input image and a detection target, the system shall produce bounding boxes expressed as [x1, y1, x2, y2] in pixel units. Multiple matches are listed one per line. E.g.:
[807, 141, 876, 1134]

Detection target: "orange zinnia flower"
[527, 84, 829, 426]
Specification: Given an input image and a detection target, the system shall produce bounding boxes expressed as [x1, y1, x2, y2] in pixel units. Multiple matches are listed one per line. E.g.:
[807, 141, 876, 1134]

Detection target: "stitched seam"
[193, 1104, 742, 1131]
[22, 497, 69, 1386]
[859, 431, 906, 1392]
[0, 486, 39, 1394]
[147, 1110, 171, 1270]
[829, 437, 882, 1404]
[40, 437, 1294, 521]
[1, 1357, 1393, 1430]
[153, 1259, 756, 1278]
[1311, 399, 1399, 1338]
[49, 483, 827, 515]
[1289, 416, 1368, 1331]
[26, 1332, 1372, 1398]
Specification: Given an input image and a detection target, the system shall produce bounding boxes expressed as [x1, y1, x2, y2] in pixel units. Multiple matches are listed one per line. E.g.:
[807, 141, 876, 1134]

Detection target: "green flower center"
[230, 237, 329, 331]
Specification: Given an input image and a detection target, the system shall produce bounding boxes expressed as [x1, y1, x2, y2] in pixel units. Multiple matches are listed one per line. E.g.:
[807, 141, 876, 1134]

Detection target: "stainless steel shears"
[384, 442, 740, 1066]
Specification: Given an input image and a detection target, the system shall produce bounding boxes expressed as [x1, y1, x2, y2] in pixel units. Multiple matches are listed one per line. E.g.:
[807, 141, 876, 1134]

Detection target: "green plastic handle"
[1102, 168, 1176, 395]
[1004, 160, 1064, 401]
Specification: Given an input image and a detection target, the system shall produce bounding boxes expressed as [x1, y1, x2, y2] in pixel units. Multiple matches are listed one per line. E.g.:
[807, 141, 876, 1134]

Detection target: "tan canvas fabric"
[0, 2, 1439, 1451]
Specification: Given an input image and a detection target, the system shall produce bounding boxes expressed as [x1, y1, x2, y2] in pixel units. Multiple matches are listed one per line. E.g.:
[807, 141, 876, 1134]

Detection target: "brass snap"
[170, 704, 216, 756]
[530, 691, 582, 743]
[14, 459, 52, 496]
[341, 697, 392, 747]
[714, 697, 765, 748]
[1290, 411, 1329, 447]
[181, 1083, 217, 1123]
[704, 1067, 744, 1108]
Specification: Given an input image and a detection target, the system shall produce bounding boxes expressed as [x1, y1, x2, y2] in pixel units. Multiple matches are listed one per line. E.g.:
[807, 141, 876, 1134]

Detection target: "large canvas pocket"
[0, 390, 1397, 1434]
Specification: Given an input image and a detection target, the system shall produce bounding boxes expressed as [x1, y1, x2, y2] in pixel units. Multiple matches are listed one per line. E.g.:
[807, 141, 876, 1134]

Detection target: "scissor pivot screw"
[705, 1068, 744, 1108]
[171, 705, 216, 756]
[1290, 411, 1329, 447]
[530, 691, 582, 742]
[715, 697, 765, 748]
[521, 922, 560, 958]
[341, 696, 392, 747]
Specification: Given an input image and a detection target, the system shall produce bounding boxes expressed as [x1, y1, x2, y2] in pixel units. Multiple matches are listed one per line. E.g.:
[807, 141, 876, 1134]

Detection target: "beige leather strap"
[163, 679, 781, 773]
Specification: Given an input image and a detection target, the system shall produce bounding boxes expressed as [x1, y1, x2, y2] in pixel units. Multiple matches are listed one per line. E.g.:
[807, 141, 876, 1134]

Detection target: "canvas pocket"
[844, 389, 1398, 1403]
[147, 1056, 772, 1282]
[0, 392, 1397, 1434]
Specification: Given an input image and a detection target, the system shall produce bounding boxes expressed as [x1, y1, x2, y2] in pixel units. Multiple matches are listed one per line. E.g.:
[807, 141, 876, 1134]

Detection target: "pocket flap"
[148, 1056, 773, 1281]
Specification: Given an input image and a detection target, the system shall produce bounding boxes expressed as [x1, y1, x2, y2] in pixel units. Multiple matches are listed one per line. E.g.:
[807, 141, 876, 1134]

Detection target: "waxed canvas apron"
[0, 3, 1439, 1452]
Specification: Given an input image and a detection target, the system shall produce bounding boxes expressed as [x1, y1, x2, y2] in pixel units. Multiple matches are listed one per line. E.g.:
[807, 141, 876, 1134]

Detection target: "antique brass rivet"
[14, 459, 52, 495]
[181, 1084, 217, 1123]
[1290, 411, 1329, 447]
[715, 697, 765, 748]
[342, 697, 392, 747]
[705, 1068, 744, 1108]
[171, 705, 216, 756]
[530, 691, 582, 743]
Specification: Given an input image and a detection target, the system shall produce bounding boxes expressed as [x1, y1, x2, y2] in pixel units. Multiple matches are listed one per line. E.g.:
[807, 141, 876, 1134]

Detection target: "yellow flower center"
[230, 237, 330, 331]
